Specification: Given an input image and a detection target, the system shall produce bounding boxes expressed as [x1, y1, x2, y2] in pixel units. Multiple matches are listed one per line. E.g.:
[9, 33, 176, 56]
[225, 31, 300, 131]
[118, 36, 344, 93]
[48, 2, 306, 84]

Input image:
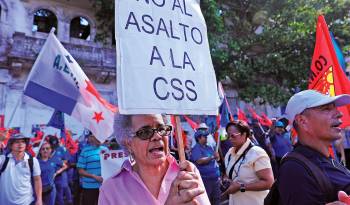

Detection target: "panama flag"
[24, 30, 117, 142]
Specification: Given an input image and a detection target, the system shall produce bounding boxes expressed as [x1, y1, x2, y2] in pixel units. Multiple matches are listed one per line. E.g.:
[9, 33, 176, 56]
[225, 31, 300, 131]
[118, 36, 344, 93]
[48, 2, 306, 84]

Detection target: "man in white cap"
[274, 90, 350, 204]
[191, 123, 217, 149]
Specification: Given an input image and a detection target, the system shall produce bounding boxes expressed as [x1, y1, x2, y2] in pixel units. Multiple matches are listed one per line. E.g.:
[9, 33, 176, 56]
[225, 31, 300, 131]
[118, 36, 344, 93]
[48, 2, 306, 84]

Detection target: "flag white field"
[23, 30, 117, 142]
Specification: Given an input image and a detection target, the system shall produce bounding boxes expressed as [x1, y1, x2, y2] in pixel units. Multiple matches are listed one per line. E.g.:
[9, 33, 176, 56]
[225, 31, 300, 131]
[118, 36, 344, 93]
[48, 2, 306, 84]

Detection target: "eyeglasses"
[41, 147, 51, 151]
[131, 125, 172, 140]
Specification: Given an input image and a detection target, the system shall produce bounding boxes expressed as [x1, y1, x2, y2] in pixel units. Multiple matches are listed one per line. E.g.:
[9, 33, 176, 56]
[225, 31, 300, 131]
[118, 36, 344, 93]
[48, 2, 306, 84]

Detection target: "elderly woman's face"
[129, 115, 169, 167]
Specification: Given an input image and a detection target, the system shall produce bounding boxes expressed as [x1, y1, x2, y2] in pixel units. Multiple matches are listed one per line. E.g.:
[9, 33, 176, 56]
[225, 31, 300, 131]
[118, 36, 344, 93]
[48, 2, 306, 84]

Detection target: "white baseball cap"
[285, 90, 350, 123]
[198, 123, 209, 129]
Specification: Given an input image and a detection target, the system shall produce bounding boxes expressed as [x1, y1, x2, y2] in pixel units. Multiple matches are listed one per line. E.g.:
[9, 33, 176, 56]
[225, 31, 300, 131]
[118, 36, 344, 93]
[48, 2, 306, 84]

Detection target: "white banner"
[116, 0, 219, 115]
[100, 149, 129, 180]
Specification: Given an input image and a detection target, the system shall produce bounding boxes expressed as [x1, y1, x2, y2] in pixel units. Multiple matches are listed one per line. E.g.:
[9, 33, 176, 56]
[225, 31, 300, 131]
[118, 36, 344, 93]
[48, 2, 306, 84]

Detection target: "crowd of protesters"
[1, 90, 350, 204]
[0, 129, 118, 205]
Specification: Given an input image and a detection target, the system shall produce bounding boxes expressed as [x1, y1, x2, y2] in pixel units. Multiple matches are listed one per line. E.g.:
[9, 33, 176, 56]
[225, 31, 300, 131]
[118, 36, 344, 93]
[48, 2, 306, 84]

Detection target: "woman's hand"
[221, 181, 240, 196]
[165, 161, 205, 205]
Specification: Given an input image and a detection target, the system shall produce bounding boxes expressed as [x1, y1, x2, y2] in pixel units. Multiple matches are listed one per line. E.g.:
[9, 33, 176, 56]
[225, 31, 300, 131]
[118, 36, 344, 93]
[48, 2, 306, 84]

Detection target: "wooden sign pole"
[174, 115, 186, 162]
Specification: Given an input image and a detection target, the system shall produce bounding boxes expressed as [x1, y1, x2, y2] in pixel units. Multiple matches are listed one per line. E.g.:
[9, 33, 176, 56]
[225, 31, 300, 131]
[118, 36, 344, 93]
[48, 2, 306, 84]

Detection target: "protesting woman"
[38, 142, 67, 205]
[222, 121, 274, 205]
[99, 114, 210, 205]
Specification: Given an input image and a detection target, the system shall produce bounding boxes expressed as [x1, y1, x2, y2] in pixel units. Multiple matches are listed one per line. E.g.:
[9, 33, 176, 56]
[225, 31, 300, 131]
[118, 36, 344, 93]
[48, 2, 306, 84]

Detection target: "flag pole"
[35, 134, 47, 156]
[257, 121, 266, 135]
[175, 116, 186, 162]
[215, 133, 220, 152]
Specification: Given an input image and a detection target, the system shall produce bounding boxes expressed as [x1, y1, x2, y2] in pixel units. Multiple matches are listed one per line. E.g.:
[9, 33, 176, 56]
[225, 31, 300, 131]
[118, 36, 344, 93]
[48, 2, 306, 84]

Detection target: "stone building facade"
[0, 0, 116, 136]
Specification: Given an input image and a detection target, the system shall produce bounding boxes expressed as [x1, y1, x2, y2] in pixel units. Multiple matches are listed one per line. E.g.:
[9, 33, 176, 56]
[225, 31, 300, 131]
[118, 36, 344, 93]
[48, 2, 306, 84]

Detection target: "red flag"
[261, 113, 272, 127]
[237, 108, 248, 122]
[0, 115, 4, 128]
[248, 107, 272, 127]
[61, 130, 78, 155]
[170, 115, 187, 148]
[308, 15, 350, 128]
[183, 115, 199, 130]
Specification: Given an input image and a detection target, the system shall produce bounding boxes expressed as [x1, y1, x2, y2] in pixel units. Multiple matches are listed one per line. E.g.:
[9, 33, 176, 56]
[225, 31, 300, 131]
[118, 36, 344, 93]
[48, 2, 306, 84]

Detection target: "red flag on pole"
[183, 115, 199, 131]
[261, 113, 272, 127]
[308, 15, 350, 128]
[237, 108, 248, 122]
[0, 115, 4, 128]
[248, 107, 272, 127]
[170, 115, 187, 148]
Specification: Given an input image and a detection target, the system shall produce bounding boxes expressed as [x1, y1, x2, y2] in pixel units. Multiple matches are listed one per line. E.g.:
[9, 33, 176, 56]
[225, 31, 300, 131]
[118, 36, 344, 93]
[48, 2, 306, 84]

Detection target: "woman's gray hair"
[113, 114, 170, 151]
[114, 114, 133, 150]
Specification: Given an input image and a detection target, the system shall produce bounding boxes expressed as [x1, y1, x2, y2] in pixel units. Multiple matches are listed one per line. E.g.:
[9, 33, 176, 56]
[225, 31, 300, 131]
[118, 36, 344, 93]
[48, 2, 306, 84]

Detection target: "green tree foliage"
[92, 0, 350, 106]
[206, 0, 350, 105]
[90, 0, 114, 44]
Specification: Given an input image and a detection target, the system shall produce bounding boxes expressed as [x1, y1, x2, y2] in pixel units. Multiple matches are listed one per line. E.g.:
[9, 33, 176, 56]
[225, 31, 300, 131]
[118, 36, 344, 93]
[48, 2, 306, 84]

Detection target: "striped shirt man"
[77, 145, 106, 189]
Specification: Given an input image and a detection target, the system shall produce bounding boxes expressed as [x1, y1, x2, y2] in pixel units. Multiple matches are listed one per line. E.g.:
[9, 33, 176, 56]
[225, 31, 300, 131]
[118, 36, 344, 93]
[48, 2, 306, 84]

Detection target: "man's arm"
[33, 175, 42, 205]
[78, 168, 103, 183]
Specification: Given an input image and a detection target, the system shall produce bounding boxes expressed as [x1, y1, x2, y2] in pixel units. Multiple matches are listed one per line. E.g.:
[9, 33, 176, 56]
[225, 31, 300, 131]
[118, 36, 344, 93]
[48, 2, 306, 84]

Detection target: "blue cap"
[275, 121, 284, 127]
[194, 130, 209, 139]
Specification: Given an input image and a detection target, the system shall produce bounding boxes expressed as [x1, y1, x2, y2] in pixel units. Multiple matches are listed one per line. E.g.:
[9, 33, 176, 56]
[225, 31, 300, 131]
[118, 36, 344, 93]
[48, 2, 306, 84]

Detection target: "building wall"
[0, 0, 116, 138]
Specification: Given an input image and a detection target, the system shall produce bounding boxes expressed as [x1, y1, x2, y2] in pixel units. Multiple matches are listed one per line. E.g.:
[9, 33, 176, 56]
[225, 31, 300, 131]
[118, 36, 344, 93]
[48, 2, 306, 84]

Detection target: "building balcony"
[6, 32, 116, 82]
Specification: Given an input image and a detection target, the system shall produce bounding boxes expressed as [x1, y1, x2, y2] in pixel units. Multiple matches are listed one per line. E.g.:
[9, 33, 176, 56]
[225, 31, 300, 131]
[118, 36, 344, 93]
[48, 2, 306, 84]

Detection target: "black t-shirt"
[278, 144, 350, 205]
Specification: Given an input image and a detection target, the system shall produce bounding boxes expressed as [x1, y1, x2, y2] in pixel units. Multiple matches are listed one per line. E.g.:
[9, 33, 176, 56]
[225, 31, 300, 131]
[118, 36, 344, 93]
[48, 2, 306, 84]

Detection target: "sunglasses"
[228, 132, 241, 138]
[131, 125, 172, 140]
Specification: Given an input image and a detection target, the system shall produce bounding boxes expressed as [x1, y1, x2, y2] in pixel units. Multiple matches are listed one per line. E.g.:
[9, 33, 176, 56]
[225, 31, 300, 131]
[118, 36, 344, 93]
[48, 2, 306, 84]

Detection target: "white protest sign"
[100, 149, 129, 180]
[116, 0, 219, 115]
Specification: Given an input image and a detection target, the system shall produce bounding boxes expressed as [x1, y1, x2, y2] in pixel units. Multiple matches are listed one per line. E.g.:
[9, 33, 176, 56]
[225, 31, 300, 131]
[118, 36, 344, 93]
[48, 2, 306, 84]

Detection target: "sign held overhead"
[116, 0, 219, 115]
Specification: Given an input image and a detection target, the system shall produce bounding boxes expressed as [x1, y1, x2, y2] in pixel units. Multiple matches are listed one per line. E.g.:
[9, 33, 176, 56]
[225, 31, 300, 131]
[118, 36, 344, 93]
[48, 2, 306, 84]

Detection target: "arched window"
[32, 9, 57, 33]
[70, 17, 91, 40]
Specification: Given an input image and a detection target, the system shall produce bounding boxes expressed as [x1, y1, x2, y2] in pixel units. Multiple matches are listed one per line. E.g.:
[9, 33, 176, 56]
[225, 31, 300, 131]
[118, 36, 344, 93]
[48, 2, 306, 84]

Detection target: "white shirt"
[224, 139, 271, 205]
[0, 153, 41, 205]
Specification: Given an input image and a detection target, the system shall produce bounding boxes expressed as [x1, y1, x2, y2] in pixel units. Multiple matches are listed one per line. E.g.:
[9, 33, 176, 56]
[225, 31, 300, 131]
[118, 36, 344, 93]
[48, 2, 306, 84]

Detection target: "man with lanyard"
[0, 133, 42, 205]
[342, 126, 350, 170]
[48, 135, 71, 205]
[278, 90, 350, 204]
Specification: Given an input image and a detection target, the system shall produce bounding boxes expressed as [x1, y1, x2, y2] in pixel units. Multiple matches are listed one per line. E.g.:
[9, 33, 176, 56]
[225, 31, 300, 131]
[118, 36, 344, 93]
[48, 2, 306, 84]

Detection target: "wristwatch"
[240, 183, 246, 192]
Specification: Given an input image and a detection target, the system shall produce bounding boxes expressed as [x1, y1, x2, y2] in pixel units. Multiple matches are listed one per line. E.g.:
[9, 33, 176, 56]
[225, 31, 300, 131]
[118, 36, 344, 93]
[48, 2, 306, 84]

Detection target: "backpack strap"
[28, 156, 34, 177]
[281, 151, 334, 201]
[228, 143, 254, 179]
[0, 156, 9, 176]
